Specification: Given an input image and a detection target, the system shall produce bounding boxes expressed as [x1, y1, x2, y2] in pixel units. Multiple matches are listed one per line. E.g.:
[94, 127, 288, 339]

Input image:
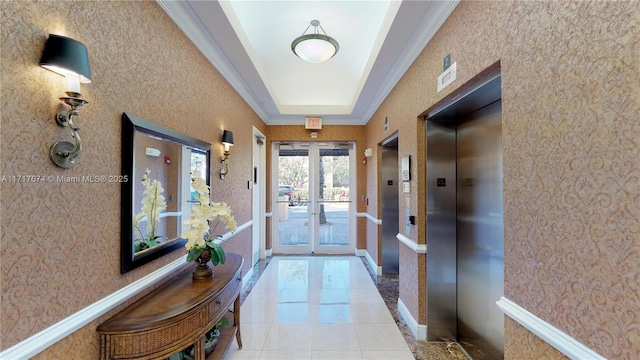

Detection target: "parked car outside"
[279, 185, 295, 206]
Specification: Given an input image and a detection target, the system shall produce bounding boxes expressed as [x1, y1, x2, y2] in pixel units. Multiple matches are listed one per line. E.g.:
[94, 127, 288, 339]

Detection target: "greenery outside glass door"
[275, 144, 310, 253]
[273, 142, 354, 254]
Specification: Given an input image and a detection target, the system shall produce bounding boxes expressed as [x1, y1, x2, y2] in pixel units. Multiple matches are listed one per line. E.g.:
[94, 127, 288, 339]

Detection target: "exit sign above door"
[305, 117, 322, 130]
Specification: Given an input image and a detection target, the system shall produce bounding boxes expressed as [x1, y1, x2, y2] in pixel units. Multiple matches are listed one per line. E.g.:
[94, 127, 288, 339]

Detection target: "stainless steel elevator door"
[381, 139, 400, 275]
[426, 122, 457, 341]
[456, 100, 504, 359]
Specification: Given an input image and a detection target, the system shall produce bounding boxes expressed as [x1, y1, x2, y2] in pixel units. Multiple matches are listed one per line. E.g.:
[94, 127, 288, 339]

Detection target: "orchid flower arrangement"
[134, 169, 167, 252]
[182, 175, 237, 265]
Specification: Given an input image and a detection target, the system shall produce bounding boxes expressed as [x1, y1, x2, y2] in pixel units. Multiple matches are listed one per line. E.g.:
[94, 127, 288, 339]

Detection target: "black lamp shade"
[222, 130, 234, 146]
[40, 34, 92, 83]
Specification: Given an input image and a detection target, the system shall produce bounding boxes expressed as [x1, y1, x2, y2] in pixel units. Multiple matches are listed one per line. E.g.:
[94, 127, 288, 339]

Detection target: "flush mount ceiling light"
[291, 20, 339, 63]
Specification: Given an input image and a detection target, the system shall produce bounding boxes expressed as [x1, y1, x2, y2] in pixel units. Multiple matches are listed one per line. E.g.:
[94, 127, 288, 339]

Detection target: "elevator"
[426, 74, 503, 359]
[381, 136, 400, 275]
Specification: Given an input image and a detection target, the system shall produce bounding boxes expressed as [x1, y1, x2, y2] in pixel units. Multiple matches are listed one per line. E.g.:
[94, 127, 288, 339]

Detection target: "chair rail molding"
[0, 220, 253, 360]
[356, 212, 382, 225]
[396, 233, 427, 253]
[496, 297, 605, 360]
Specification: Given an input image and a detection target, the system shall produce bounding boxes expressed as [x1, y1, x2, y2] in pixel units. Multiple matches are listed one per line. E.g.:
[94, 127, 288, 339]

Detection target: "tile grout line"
[240, 255, 455, 359]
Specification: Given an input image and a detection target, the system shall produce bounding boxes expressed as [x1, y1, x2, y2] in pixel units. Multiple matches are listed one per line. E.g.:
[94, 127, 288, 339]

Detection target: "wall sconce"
[220, 130, 234, 179]
[40, 34, 92, 168]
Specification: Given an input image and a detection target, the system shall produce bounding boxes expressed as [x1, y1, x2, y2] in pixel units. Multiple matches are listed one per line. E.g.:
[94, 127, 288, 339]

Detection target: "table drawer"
[208, 275, 241, 321]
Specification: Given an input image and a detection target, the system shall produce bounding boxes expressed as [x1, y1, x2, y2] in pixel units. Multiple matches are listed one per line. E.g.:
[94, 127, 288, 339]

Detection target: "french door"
[272, 142, 355, 254]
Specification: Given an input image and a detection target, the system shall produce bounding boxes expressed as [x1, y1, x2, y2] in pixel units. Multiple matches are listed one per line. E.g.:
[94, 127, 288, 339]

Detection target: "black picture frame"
[121, 112, 211, 274]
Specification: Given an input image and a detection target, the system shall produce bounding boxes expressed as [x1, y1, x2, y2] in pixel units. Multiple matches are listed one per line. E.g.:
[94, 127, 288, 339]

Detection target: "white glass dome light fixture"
[291, 20, 339, 63]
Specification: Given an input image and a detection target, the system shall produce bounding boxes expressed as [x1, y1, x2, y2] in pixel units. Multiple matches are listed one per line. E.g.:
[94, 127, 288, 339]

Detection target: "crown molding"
[157, 0, 458, 125]
[157, 0, 270, 122]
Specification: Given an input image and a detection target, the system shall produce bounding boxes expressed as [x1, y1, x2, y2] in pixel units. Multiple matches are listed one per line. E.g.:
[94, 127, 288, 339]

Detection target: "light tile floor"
[226, 256, 415, 360]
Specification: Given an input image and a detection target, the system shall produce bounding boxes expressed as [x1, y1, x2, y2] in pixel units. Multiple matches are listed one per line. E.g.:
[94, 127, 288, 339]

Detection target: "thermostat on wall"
[145, 147, 161, 157]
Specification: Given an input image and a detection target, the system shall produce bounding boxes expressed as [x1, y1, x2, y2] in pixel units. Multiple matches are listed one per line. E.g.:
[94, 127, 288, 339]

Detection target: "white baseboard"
[496, 297, 605, 360]
[364, 250, 382, 275]
[242, 265, 254, 287]
[354, 248, 366, 257]
[265, 248, 273, 257]
[398, 298, 427, 340]
[0, 220, 253, 360]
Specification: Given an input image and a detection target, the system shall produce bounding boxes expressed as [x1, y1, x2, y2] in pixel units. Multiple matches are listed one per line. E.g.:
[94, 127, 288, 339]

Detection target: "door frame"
[271, 142, 356, 254]
[271, 142, 312, 254]
[252, 127, 266, 264]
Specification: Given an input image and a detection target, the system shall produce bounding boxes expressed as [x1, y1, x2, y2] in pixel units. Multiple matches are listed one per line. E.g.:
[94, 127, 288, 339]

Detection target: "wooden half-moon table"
[97, 253, 243, 360]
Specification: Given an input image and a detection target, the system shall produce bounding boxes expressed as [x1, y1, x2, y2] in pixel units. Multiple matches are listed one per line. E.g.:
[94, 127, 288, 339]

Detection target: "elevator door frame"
[381, 135, 400, 275]
[425, 73, 503, 359]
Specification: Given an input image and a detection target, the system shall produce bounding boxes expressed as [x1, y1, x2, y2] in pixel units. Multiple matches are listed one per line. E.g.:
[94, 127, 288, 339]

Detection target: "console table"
[97, 253, 243, 360]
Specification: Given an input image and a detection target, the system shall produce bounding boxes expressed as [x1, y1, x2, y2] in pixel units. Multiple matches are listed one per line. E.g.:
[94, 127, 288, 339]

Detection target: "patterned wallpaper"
[0, 0, 265, 355]
[2, 1, 638, 358]
[504, 317, 568, 360]
[366, 0, 639, 358]
[398, 244, 422, 324]
[500, 3, 639, 358]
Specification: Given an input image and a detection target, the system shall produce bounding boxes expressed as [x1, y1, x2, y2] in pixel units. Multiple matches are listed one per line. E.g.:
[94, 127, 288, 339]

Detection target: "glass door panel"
[274, 145, 311, 253]
[316, 146, 351, 251]
[272, 142, 354, 254]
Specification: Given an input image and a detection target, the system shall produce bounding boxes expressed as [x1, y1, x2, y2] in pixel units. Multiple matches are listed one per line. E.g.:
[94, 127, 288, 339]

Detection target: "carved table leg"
[234, 294, 242, 349]
[193, 336, 205, 360]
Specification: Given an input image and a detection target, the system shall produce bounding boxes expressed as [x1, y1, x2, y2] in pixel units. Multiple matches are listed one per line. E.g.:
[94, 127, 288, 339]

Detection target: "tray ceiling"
[158, 0, 458, 125]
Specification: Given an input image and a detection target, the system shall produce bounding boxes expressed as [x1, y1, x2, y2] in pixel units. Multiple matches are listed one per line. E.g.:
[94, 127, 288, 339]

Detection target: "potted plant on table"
[181, 175, 237, 279]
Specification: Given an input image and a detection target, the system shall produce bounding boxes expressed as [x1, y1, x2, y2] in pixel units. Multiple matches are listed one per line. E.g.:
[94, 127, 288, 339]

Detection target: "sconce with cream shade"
[220, 130, 234, 179]
[40, 34, 92, 168]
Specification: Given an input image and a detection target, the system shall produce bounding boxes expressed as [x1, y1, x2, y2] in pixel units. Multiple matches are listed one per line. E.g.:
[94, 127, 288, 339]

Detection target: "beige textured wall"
[398, 244, 423, 323]
[504, 317, 568, 360]
[0, 0, 265, 356]
[366, 1, 639, 358]
[2, 0, 638, 358]
[363, 127, 383, 263]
